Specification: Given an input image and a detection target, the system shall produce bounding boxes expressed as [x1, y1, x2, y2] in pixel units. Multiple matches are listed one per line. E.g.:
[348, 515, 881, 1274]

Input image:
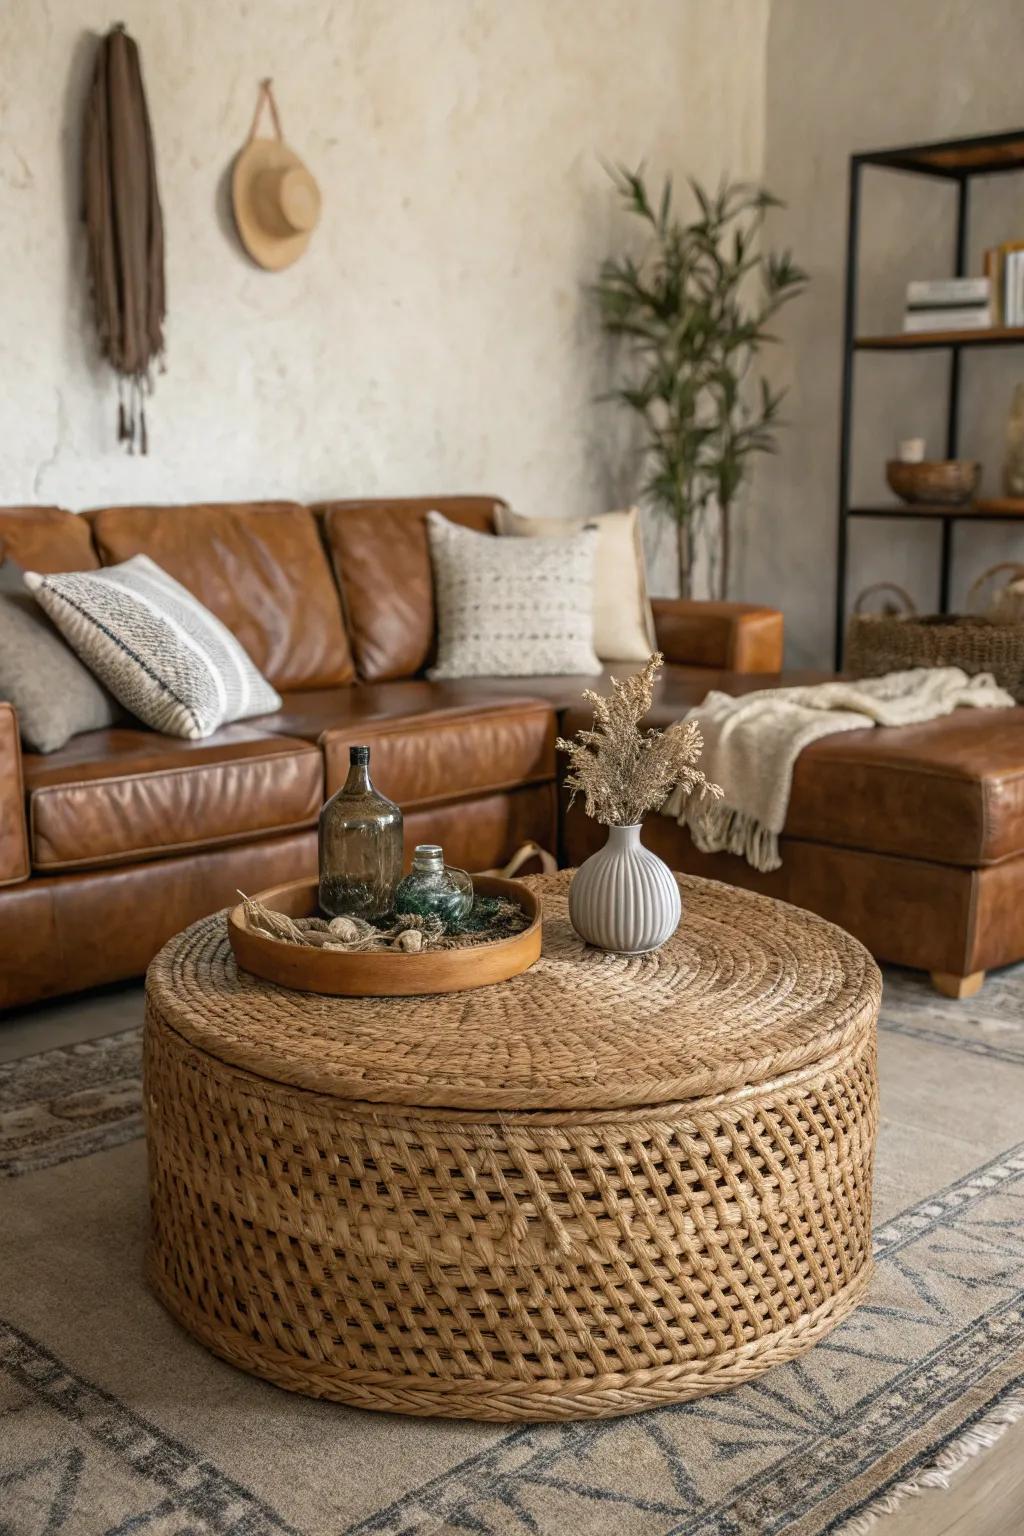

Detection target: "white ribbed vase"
[568, 823, 682, 954]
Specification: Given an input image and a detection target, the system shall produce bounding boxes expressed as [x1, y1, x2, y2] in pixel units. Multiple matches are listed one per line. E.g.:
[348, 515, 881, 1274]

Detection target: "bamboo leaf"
[596, 162, 806, 564]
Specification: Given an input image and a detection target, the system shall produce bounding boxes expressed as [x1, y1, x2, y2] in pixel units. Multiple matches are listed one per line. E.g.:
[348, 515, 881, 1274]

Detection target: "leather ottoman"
[564, 700, 1024, 997]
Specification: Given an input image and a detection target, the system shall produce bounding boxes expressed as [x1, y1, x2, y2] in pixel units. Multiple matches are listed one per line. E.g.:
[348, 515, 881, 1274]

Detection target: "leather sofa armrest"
[0, 702, 29, 886]
[651, 599, 783, 673]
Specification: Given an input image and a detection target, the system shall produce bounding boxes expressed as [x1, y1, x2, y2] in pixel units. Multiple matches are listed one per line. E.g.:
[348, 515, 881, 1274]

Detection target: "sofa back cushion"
[316, 496, 504, 681]
[0, 506, 99, 573]
[87, 501, 354, 690]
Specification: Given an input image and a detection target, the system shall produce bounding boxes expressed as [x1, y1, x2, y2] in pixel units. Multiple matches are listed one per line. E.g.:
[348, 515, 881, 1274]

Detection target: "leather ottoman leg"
[930, 970, 986, 1000]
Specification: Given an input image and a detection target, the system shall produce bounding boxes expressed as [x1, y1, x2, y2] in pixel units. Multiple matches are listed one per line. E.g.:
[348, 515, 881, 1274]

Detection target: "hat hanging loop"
[246, 78, 284, 144]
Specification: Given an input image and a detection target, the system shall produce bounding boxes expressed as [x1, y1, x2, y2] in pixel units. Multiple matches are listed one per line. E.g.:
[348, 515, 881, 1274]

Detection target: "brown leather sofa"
[0, 496, 782, 1010]
[6, 495, 1018, 1010]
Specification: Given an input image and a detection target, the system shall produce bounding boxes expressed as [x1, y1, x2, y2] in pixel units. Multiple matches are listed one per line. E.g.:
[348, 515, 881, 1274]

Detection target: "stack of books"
[902, 277, 991, 333]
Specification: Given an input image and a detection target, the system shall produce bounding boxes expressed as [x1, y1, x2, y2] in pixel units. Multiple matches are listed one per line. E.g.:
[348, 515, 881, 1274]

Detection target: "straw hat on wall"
[232, 80, 321, 271]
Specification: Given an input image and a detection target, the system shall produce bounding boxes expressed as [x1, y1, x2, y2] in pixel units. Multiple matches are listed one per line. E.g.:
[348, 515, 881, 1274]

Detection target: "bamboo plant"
[595, 166, 807, 598]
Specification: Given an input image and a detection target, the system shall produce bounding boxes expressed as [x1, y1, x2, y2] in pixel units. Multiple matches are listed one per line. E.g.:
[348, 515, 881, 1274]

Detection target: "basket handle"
[966, 562, 1024, 613]
[494, 841, 557, 879]
[852, 582, 917, 616]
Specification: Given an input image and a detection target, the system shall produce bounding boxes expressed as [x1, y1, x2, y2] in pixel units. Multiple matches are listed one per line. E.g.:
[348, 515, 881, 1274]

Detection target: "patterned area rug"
[2, 966, 1023, 1535]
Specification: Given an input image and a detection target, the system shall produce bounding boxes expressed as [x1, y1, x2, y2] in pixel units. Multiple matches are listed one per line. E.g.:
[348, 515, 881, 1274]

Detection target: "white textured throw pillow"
[24, 555, 281, 739]
[494, 505, 657, 662]
[426, 511, 601, 679]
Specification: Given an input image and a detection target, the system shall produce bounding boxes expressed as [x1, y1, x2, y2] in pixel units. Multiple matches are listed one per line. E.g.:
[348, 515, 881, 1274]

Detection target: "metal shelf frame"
[833, 129, 1024, 667]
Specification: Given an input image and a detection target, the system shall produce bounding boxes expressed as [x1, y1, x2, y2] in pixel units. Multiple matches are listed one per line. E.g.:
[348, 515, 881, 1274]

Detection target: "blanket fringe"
[681, 798, 782, 874]
[834, 1389, 1024, 1536]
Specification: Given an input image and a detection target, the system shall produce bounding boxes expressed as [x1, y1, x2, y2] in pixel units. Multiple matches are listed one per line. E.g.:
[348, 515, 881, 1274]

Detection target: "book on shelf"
[902, 307, 993, 333]
[983, 240, 1024, 325]
[1005, 250, 1024, 328]
[905, 276, 990, 306]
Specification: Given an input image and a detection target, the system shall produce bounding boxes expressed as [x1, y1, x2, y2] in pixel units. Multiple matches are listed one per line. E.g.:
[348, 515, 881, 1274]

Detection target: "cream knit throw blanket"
[661, 667, 1014, 873]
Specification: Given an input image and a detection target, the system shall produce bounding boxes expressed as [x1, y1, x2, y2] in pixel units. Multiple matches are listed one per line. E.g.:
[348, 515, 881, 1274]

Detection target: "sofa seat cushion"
[322, 699, 555, 806]
[251, 680, 506, 740]
[562, 691, 1024, 868]
[256, 670, 823, 742]
[315, 496, 503, 682]
[23, 725, 323, 872]
[87, 501, 354, 690]
[388, 665, 830, 717]
[253, 684, 556, 805]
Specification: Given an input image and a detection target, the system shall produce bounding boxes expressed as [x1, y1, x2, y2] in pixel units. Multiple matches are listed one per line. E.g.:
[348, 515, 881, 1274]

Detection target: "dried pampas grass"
[557, 652, 722, 826]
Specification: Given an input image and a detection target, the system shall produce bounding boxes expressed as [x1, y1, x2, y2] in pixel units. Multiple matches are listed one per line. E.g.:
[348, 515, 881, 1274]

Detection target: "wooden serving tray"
[227, 875, 541, 997]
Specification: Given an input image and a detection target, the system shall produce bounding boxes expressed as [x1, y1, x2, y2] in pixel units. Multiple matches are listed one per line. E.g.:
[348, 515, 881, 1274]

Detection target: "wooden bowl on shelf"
[227, 874, 542, 997]
[886, 458, 979, 506]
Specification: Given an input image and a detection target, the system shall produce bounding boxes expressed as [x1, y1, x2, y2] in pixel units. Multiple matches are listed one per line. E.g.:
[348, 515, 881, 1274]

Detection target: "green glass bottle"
[394, 844, 473, 931]
[318, 745, 403, 919]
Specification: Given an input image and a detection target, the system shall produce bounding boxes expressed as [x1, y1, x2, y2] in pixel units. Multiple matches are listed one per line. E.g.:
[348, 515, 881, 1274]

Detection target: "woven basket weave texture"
[846, 576, 1024, 701]
[144, 872, 881, 1421]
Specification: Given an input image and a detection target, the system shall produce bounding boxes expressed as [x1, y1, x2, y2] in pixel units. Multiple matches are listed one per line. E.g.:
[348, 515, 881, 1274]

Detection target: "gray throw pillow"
[0, 559, 122, 754]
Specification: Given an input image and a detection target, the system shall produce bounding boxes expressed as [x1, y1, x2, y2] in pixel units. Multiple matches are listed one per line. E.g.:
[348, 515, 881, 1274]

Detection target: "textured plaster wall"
[0, 0, 766, 597]
[744, 0, 1024, 664]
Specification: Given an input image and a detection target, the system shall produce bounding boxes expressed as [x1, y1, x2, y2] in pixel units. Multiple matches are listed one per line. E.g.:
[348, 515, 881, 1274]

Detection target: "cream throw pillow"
[426, 511, 601, 679]
[494, 505, 656, 661]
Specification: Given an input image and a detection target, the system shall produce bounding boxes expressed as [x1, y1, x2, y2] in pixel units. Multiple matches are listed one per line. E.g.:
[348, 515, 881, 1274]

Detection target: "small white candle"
[898, 438, 926, 463]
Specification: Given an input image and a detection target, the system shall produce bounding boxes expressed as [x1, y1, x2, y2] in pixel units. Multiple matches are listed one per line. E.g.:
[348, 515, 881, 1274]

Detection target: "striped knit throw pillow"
[24, 555, 281, 739]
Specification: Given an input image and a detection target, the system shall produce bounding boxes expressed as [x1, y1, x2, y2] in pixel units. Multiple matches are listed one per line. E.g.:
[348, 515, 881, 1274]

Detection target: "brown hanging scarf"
[82, 23, 166, 454]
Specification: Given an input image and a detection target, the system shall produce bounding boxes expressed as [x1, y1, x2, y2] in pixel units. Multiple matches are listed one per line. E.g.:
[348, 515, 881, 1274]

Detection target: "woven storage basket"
[846, 572, 1024, 701]
[145, 872, 881, 1422]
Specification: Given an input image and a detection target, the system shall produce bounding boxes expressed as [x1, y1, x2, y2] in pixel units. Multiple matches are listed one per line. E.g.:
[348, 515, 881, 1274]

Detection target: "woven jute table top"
[148, 872, 879, 1111]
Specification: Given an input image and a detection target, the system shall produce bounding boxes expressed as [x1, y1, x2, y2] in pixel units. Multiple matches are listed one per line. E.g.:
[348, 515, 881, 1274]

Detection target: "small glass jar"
[318, 745, 403, 920]
[394, 844, 473, 930]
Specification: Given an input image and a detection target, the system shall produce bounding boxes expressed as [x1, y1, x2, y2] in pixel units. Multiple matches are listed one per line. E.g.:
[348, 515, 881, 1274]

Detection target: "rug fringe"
[834, 1389, 1024, 1536]
[681, 798, 782, 873]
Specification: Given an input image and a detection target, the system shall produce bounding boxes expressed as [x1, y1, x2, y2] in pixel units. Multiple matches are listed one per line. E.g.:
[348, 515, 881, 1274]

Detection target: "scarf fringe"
[682, 797, 782, 873]
[833, 1388, 1024, 1536]
[115, 370, 157, 455]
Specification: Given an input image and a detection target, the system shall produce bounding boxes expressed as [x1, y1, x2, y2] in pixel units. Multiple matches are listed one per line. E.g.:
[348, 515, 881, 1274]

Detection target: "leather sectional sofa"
[0, 496, 782, 1010]
[2, 495, 1022, 1010]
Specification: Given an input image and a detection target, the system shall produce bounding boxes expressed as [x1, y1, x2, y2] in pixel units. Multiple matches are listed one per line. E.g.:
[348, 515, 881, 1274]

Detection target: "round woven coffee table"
[144, 871, 881, 1422]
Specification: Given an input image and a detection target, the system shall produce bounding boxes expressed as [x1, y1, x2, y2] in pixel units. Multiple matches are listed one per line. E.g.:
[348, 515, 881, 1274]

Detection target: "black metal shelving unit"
[834, 128, 1024, 667]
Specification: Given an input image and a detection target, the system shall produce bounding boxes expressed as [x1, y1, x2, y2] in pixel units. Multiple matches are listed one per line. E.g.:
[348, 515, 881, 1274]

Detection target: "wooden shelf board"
[974, 497, 1024, 517]
[861, 132, 1024, 177]
[856, 327, 1024, 351]
[848, 501, 1024, 521]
